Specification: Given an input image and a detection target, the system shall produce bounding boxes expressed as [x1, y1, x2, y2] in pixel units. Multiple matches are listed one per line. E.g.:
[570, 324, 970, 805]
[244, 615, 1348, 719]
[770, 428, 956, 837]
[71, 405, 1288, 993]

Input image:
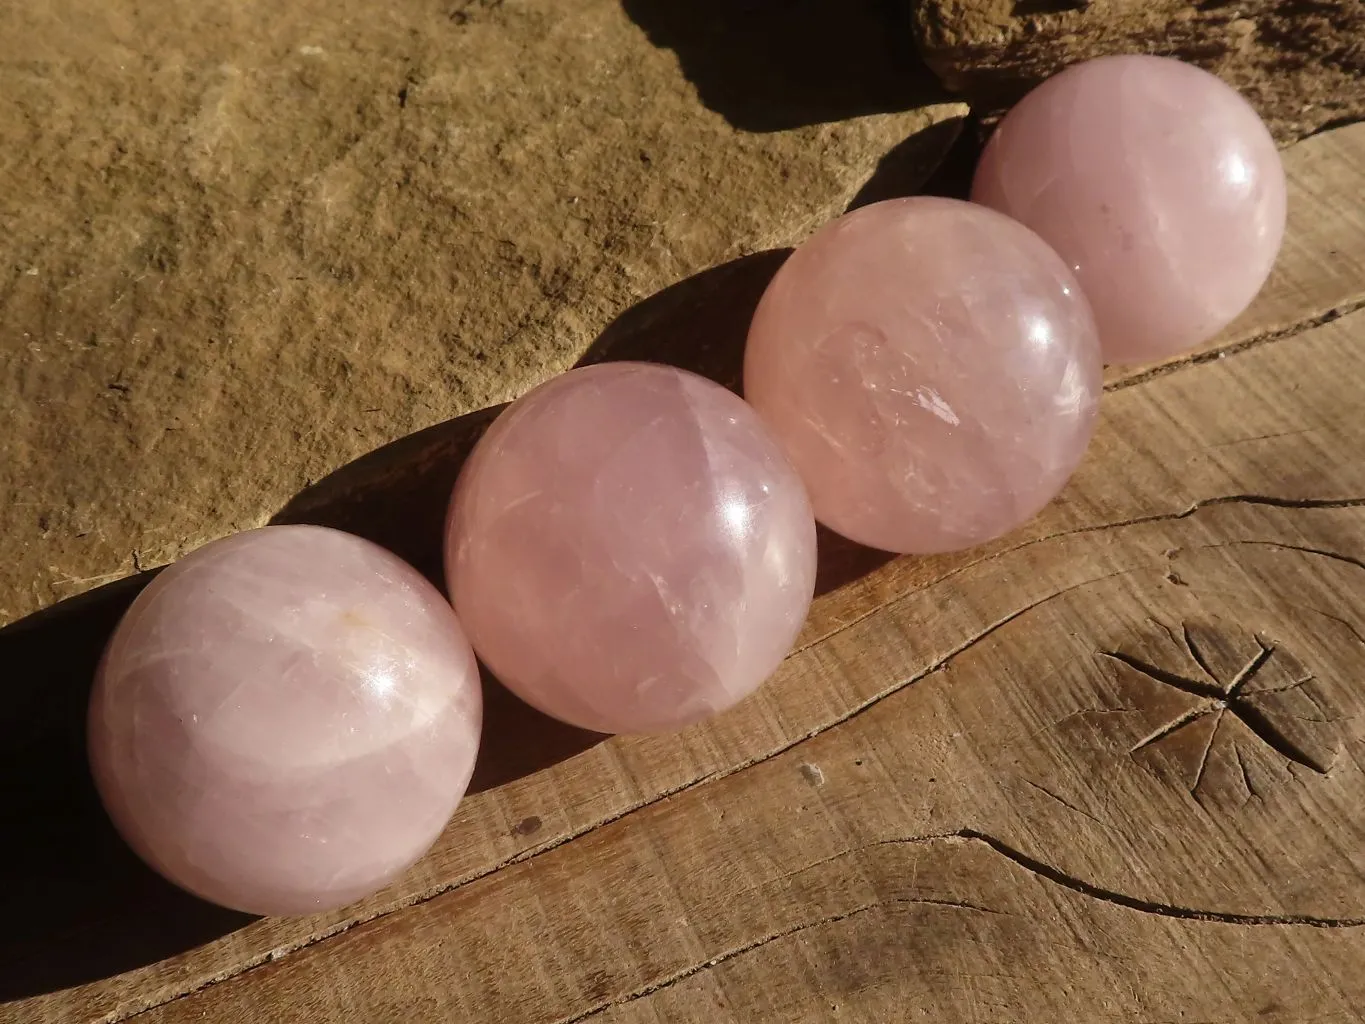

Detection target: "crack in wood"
[1182, 624, 1220, 685]
[1312, 607, 1365, 648]
[553, 893, 1004, 1024]
[102, 496, 1365, 1023]
[1104, 294, 1365, 394]
[1205, 427, 1317, 449]
[1193, 495, 1365, 513]
[1020, 778, 1115, 829]
[1200, 540, 1365, 647]
[1129, 703, 1216, 755]
[793, 494, 1365, 661]
[1249, 673, 1319, 696]
[1150, 616, 1182, 648]
[898, 831, 1365, 928]
[554, 828, 1365, 1024]
[1233, 742, 1260, 801]
[1101, 651, 1225, 701]
[1190, 708, 1226, 795]
[1234, 701, 1332, 775]
[1240, 540, 1365, 575]
[1225, 640, 1276, 700]
[1109, 635, 1335, 781]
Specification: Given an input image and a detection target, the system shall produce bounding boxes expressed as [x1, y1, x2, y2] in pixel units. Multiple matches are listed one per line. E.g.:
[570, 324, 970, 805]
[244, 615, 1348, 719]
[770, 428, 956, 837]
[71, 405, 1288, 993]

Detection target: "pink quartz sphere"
[445, 362, 817, 735]
[744, 196, 1101, 555]
[972, 54, 1287, 365]
[88, 526, 483, 917]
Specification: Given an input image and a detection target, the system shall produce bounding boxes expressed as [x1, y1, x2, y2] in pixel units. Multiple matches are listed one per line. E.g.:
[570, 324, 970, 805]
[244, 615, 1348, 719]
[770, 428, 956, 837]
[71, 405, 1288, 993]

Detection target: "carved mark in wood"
[1101, 624, 1344, 797]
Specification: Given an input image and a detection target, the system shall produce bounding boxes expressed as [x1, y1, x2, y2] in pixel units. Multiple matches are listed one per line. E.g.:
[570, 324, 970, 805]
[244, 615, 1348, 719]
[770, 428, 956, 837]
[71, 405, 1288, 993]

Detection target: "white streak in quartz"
[915, 387, 960, 426]
[744, 197, 1101, 555]
[88, 525, 483, 916]
[446, 363, 817, 736]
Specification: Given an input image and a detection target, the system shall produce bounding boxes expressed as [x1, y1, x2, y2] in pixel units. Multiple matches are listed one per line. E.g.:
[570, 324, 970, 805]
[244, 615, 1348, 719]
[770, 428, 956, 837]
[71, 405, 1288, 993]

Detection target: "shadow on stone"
[273, 404, 504, 589]
[0, 574, 258, 1002]
[576, 248, 792, 390]
[621, 0, 929, 132]
[847, 114, 969, 209]
[915, 114, 988, 200]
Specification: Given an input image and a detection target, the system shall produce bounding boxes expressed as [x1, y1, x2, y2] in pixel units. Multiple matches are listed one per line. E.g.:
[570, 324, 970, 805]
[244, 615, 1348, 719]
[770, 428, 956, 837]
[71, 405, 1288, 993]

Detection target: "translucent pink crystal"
[744, 196, 1101, 555]
[972, 54, 1287, 365]
[88, 526, 482, 917]
[445, 362, 817, 735]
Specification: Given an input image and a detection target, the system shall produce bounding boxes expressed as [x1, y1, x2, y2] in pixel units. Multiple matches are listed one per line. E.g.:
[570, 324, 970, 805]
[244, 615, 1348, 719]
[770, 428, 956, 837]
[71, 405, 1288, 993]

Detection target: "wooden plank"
[6, 177, 1365, 1019]
[120, 329, 1365, 1021]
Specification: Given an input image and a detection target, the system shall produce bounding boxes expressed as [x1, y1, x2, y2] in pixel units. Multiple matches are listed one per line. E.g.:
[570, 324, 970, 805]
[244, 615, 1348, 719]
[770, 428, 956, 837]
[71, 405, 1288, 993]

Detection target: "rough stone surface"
[913, 0, 1365, 145]
[0, 0, 965, 628]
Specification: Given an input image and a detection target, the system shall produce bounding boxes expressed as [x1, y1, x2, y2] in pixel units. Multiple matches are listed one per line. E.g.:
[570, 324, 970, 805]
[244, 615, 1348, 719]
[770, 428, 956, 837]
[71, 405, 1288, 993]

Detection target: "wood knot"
[1100, 619, 1345, 801]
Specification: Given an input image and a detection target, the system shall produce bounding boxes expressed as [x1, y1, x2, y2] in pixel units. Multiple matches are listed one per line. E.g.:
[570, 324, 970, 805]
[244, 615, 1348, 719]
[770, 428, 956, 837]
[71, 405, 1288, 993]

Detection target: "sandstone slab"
[0, 0, 963, 627]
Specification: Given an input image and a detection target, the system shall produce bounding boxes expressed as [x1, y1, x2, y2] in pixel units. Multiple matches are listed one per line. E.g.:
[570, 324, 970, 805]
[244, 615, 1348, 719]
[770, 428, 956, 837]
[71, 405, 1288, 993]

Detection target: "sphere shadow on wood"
[465, 664, 608, 795]
[0, 576, 257, 1002]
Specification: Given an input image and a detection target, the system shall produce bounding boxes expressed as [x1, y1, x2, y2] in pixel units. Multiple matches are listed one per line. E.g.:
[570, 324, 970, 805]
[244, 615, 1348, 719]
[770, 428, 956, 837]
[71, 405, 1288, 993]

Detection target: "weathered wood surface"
[913, 0, 1365, 144]
[2, 116, 1363, 1023]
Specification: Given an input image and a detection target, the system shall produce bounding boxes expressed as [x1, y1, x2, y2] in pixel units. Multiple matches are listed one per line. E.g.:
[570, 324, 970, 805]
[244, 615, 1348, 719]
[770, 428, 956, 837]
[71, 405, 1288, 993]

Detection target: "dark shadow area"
[466, 666, 607, 795]
[916, 114, 988, 200]
[847, 114, 969, 210]
[576, 248, 791, 391]
[813, 524, 896, 594]
[622, 0, 933, 132]
[274, 404, 504, 587]
[0, 575, 258, 1001]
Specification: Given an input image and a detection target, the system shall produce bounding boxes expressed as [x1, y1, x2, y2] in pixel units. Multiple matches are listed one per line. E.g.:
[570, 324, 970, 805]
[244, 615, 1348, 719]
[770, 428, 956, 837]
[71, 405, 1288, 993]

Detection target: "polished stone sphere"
[445, 362, 817, 735]
[744, 196, 1102, 555]
[88, 525, 483, 916]
[972, 54, 1287, 364]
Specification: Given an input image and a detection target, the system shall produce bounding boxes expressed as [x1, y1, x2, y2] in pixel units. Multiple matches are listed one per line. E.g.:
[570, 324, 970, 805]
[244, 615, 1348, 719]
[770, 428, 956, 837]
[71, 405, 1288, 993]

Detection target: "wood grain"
[913, 0, 1365, 144]
[4, 106, 1364, 1024]
[125, 329, 1365, 1022]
